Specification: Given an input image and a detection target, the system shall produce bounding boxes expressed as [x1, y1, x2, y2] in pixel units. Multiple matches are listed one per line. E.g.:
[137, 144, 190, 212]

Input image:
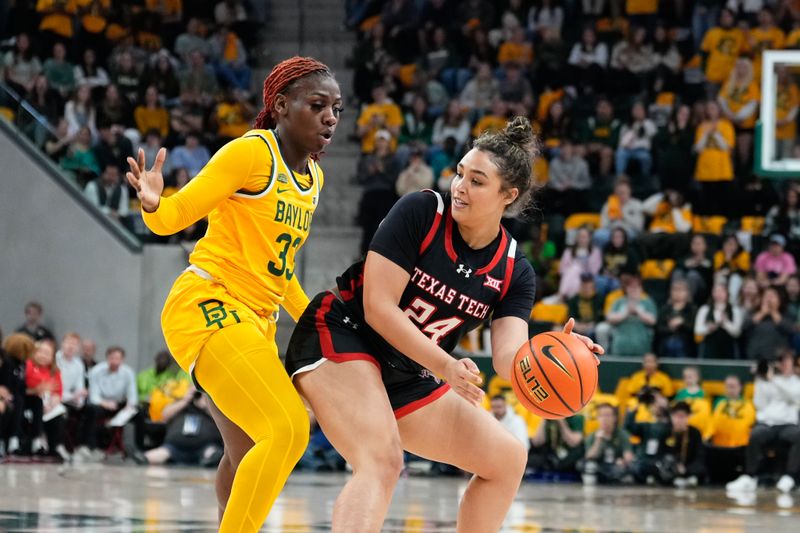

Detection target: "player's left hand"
[562, 318, 604, 361]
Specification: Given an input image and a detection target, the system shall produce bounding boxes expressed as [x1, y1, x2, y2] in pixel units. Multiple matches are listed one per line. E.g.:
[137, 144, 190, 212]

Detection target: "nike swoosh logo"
[277, 187, 291, 194]
[541, 345, 573, 380]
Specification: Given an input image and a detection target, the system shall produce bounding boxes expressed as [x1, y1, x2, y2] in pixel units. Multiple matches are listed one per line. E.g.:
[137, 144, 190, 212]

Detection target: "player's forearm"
[492, 349, 516, 381]
[142, 195, 198, 236]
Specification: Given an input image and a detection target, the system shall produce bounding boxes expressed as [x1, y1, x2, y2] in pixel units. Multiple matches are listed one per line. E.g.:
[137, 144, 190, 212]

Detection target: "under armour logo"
[342, 316, 359, 330]
[456, 264, 472, 278]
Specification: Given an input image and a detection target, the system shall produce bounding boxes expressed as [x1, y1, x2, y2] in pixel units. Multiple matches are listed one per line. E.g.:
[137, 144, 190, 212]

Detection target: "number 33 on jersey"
[237, 130, 321, 281]
[182, 129, 322, 311]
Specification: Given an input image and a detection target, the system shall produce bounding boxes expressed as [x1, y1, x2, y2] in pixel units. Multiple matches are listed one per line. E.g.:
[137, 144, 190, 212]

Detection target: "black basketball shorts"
[284, 291, 450, 418]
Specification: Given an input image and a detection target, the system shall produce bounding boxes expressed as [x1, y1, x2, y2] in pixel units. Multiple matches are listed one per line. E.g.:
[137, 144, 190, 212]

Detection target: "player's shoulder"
[393, 190, 443, 215]
[510, 251, 535, 282]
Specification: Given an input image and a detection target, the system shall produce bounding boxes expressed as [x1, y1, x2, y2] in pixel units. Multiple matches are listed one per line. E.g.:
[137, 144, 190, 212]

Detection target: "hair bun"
[503, 116, 537, 157]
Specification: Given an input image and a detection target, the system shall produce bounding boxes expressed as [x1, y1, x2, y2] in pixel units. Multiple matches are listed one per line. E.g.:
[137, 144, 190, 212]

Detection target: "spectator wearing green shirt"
[577, 98, 621, 178]
[607, 275, 658, 356]
[583, 403, 634, 485]
[521, 223, 557, 298]
[42, 42, 75, 99]
[675, 366, 705, 402]
[568, 273, 604, 340]
[137, 351, 180, 404]
[529, 415, 585, 476]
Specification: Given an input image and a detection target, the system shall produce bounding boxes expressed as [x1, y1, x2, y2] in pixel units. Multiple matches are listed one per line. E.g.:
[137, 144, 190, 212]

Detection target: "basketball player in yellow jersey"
[125, 57, 342, 533]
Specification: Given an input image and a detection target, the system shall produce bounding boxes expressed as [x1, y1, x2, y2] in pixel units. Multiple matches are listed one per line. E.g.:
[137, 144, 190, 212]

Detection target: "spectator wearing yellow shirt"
[701, 8, 745, 93]
[497, 26, 534, 69]
[775, 66, 800, 159]
[75, 0, 110, 62]
[787, 20, 800, 49]
[746, 8, 785, 79]
[357, 84, 403, 153]
[134, 85, 169, 138]
[717, 58, 759, 177]
[208, 26, 251, 92]
[704, 375, 755, 483]
[215, 88, 255, 142]
[693, 100, 735, 216]
[625, 0, 659, 34]
[471, 98, 508, 138]
[37, 0, 78, 52]
[674, 366, 711, 433]
[714, 234, 751, 298]
[626, 353, 675, 399]
[144, 0, 183, 49]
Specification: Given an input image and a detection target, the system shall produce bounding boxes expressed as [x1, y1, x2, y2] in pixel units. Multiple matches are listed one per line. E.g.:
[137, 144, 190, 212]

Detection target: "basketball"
[511, 331, 599, 420]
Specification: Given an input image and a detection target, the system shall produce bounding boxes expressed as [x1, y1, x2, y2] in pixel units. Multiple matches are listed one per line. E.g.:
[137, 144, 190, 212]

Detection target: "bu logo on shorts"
[198, 299, 241, 329]
[456, 264, 472, 278]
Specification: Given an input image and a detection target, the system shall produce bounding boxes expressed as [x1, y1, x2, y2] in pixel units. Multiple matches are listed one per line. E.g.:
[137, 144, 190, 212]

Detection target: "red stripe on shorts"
[393, 384, 451, 419]
[316, 292, 380, 371]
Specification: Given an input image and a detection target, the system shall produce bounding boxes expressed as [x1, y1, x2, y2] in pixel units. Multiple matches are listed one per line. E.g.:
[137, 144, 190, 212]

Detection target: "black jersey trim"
[235, 134, 275, 196]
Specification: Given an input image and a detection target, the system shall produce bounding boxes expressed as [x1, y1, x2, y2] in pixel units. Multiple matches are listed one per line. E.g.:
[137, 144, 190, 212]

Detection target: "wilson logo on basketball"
[518, 356, 549, 402]
[483, 274, 502, 292]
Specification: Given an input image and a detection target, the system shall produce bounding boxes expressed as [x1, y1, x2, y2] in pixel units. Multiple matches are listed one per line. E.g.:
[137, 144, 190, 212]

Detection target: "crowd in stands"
[486, 350, 800, 491]
[0, 0, 262, 242]
[346, 0, 800, 361]
[0, 301, 222, 466]
[4, 299, 800, 494]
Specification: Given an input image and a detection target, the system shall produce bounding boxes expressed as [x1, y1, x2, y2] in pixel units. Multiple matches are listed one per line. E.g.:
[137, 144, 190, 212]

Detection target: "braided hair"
[253, 56, 334, 131]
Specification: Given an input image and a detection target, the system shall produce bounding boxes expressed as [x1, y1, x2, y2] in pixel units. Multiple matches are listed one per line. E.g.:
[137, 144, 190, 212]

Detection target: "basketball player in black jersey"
[285, 117, 603, 532]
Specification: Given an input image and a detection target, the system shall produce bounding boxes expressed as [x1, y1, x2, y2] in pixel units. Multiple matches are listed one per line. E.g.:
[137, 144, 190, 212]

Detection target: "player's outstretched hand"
[126, 147, 166, 213]
[562, 317, 604, 361]
[445, 357, 484, 406]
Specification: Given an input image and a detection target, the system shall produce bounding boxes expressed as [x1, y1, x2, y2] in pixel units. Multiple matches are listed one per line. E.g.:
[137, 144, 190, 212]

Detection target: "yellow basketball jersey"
[143, 129, 323, 316]
[191, 129, 322, 314]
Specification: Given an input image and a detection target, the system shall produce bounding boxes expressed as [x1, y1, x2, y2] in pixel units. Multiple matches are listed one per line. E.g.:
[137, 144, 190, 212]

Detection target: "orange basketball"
[510, 331, 599, 419]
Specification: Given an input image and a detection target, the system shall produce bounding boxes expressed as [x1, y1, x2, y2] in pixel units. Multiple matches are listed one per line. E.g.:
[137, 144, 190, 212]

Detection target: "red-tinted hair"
[253, 56, 332, 130]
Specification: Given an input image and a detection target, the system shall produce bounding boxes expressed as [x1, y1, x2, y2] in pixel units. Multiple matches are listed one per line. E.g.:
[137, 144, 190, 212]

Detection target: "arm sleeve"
[694, 306, 709, 336]
[54, 373, 63, 399]
[492, 258, 536, 321]
[568, 44, 581, 65]
[282, 276, 311, 322]
[126, 368, 138, 406]
[141, 136, 257, 235]
[368, 191, 437, 273]
[596, 43, 608, 66]
[753, 380, 771, 412]
[88, 368, 101, 405]
[118, 187, 130, 216]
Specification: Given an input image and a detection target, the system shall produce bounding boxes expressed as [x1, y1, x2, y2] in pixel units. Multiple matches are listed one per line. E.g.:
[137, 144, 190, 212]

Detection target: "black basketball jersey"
[336, 190, 536, 374]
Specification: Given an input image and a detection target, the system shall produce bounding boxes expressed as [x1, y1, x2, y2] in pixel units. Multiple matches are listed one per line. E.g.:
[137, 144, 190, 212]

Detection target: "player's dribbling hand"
[126, 147, 167, 213]
[562, 317, 605, 362]
[444, 357, 484, 406]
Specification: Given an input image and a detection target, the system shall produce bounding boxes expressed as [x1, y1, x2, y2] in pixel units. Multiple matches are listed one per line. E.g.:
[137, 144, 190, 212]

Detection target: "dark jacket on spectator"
[743, 312, 793, 360]
[656, 302, 697, 358]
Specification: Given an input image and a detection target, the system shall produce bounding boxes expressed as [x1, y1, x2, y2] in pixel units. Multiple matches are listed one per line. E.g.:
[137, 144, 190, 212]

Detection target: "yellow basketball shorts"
[161, 269, 278, 374]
